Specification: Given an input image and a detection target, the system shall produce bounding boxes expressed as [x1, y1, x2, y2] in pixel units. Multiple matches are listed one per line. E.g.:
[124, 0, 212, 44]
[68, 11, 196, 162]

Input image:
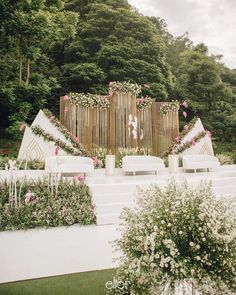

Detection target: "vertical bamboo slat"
[60, 96, 179, 156]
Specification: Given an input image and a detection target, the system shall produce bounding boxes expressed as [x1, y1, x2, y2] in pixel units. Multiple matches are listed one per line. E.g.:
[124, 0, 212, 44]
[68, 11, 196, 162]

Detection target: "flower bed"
[0, 179, 96, 231]
[109, 181, 236, 295]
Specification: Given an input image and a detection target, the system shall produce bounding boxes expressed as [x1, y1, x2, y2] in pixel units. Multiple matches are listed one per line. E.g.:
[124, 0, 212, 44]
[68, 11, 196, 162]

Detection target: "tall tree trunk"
[26, 58, 30, 85]
[19, 55, 22, 83]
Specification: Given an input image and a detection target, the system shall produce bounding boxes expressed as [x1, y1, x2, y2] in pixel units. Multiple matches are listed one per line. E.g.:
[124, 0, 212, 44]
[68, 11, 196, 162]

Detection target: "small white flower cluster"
[109, 81, 142, 96]
[69, 92, 110, 109]
[160, 100, 180, 115]
[108, 180, 236, 295]
[216, 153, 234, 165]
[136, 96, 153, 110]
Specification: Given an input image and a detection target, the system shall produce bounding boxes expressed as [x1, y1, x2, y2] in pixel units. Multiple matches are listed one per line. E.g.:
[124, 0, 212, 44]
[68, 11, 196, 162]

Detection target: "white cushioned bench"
[182, 155, 220, 173]
[122, 155, 165, 175]
[45, 156, 94, 176]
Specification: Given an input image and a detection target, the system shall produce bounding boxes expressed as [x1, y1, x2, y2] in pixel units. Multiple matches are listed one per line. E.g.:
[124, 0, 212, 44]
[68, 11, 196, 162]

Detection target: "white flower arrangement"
[136, 96, 153, 110]
[109, 81, 142, 96]
[108, 180, 236, 295]
[160, 100, 180, 115]
[69, 92, 110, 109]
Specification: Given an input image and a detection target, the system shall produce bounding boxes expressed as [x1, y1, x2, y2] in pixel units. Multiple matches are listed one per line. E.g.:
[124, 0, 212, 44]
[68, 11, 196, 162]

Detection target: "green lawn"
[0, 269, 116, 295]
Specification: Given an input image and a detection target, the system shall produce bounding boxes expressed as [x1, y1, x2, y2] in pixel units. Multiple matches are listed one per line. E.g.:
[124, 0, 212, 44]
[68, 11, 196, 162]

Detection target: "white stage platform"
[0, 165, 235, 283]
[86, 165, 236, 225]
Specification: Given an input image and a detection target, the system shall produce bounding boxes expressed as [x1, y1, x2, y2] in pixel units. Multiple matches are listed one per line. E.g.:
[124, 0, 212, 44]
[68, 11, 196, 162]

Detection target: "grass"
[0, 269, 116, 295]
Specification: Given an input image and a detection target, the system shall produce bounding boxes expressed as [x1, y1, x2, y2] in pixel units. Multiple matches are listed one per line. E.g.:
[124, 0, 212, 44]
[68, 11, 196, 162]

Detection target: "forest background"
[0, 0, 235, 159]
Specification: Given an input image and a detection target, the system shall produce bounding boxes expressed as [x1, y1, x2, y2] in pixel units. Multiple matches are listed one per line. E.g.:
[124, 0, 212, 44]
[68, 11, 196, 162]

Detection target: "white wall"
[0, 224, 120, 283]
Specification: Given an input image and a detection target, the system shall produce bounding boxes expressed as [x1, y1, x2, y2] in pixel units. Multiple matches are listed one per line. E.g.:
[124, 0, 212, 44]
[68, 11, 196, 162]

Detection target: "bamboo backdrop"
[60, 95, 179, 156]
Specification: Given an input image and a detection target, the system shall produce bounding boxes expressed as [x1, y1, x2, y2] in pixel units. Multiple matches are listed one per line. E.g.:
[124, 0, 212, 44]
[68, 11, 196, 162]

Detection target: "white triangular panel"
[31, 110, 72, 147]
[179, 118, 214, 156]
[181, 135, 214, 156]
[181, 118, 205, 144]
[17, 125, 69, 161]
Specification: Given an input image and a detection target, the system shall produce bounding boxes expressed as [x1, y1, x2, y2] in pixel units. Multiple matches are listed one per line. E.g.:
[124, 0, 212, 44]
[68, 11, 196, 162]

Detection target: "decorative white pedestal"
[168, 155, 179, 173]
[105, 155, 115, 176]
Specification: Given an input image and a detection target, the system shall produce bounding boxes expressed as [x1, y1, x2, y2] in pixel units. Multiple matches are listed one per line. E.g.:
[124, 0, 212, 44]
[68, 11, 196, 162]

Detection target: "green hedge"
[0, 180, 96, 231]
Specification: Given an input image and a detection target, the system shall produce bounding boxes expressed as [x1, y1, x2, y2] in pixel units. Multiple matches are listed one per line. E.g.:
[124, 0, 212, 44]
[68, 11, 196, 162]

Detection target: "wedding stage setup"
[0, 82, 235, 294]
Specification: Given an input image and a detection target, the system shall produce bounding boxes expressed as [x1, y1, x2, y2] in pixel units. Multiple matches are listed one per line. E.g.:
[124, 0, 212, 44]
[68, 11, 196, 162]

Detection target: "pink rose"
[19, 123, 26, 131]
[109, 89, 113, 97]
[182, 101, 188, 108]
[183, 111, 187, 118]
[109, 81, 114, 86]
[207, 130, 212, 138]
[77, 175, 85, 183]
[24, 192, 34, 205]
[63, 95, 69, 101]
[144, 84, 150, 88]
[183, 125, 189, 132]
[175, 136, 180, 143]
[64, 107, 69, 113]
[191, 139, 196, 146]
[55, 145, 61, 155]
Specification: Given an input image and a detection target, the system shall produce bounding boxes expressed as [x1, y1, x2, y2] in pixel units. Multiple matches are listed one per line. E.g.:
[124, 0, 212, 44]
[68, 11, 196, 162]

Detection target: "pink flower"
[109, 89, 113, 97]
[77, 175, 85, 183]
[63, 95, 69, 101]
[24, 192, 34, 205]
[183, 125, 189, 132]
[175, 136, 180, 143]
[207, 130, 212, 138]
[19, 123, 26, 131]
[144, 84, 150, 88]
[109, 81, 114, 86]
[74, 137, 80, 143]
[191, 139, 196, 146]
[182, 101, 188, 108]
[183, 111, 187, 118]
[64, 107, 69, 113]
[55, 145, 61, 155]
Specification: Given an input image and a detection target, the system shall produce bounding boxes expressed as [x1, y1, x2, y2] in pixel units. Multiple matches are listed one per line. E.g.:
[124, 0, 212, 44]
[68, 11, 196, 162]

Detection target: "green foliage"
[0, 156, 45, 170]
[60, 0, 172, 98]
[110, 181, 236, 295]
[0, 0, 79, 139]
[0, 179, 96, 231]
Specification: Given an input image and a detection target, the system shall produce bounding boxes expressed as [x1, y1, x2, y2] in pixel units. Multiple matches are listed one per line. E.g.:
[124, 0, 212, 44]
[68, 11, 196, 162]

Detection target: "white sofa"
[182, 155, 220, 173]
[45, 156, 94, 176]
[122, 155, 165, 175]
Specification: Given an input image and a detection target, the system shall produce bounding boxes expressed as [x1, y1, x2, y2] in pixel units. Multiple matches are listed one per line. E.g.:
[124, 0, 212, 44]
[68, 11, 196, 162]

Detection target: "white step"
[212, 185, 236, 194]
[89, 182, 156, 195]
[92, 192, 136, 204]
[96, 213, 121, 225]
[95, 202, 135, 215]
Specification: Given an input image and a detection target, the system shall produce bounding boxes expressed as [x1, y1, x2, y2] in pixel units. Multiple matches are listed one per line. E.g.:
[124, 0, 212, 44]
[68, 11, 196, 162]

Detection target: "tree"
[0, 0, 79, 138]
[174, 47, 235, 141]
[57, 0, 173, 98]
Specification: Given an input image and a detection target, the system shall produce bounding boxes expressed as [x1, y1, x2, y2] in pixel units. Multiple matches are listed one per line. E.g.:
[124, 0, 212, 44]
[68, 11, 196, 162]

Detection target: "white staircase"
[89, 182, 152, 225]
[87, 167, 236, 225]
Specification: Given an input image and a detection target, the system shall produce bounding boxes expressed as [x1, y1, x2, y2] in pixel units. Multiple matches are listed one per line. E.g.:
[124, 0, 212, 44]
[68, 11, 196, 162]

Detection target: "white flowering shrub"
[216, 154, 234, 165]
[108, 181, 236, 295]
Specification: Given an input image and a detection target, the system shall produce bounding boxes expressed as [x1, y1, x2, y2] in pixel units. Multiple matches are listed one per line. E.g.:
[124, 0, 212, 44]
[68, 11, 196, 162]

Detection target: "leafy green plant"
[109, 181, 236, 295]
[0, 179, 96, 231]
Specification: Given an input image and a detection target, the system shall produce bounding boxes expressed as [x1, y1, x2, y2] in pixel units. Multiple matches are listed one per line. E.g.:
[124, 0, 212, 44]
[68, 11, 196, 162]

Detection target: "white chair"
[122, 155, 165, 175]
[182, 155, 220, 173]
[45, 156, 94, 176]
